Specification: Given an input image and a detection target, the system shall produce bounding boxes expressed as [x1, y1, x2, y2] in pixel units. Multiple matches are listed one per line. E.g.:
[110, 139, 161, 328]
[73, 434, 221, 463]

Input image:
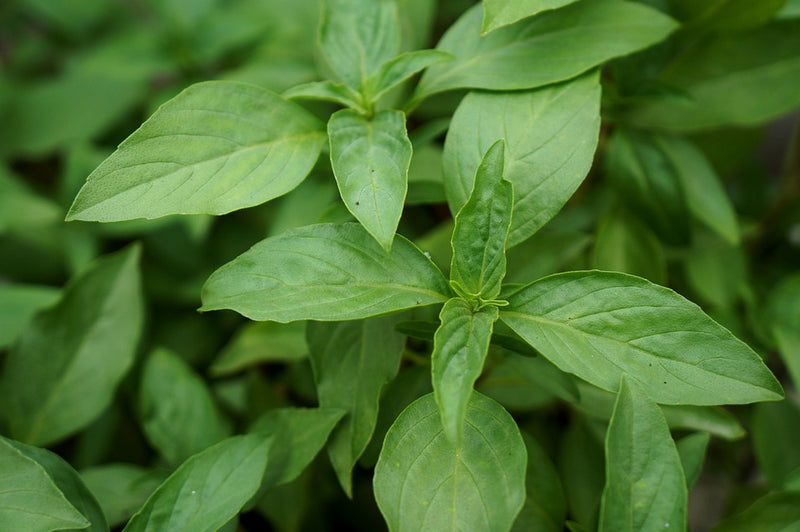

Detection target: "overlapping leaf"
[482, 0, 581, 34]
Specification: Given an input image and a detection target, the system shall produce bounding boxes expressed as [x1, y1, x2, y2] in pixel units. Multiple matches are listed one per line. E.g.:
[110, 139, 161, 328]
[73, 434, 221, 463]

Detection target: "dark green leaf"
[512, 432, 566, 532]
[558, 418, 605, 528]
[752, 398, 800, 489]
[209, 322, 308, 376]
[80, 464, 166, 527]
[0, 283, 60, 348]
[766, 273, 800, 390]
[712, 492, 800, 532]
[676, 432, 710, 489]
[592, 206, 666, 284]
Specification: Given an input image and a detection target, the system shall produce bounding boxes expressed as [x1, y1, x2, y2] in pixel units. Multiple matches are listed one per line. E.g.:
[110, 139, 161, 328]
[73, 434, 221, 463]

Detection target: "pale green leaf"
[592, 206, 666, 284]
[432, 299, 499, 443]
[443, 71, 600, 246]
[0, 283, 60, 348]
[123, 435, 271, 532]
[599, 376, 687, 532]
[512, 432, 566, 532]
[80, 465, 166, 527]
[374, 392, 526, 532]
[482, 0, 580, 34]
[66, 81, 325, 221]
[414, 0, 677, 101]
[283, 81, 365, 112]
[209, 322, 308, 377]
[139, 348, 232, 466]
[676, 432, 710, 489]
[319, 0, 400, 90]
[200, 223, 451, 322]
[0, 437, 89, 531]
[328, 109, 412, 251]
[450, 140, 512, 300]
[712, 492, 800, 532]
[307, 315, 406, 496]
[367, 50, 453, 102]
[0, 245, 143, 446]
[500, 271, 784, 405]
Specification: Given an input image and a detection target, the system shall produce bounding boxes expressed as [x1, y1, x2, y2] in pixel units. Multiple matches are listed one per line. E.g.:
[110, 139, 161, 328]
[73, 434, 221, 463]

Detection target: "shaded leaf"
[752, 398, 800, 489]
[482, 0, 581, 34]
[676, 432, 710, 489]
[592, 205, 666, 284]
[512, 432, 566, 532]
[712, 491, 800, 532]
[367, 50, 452, 102]
[0, 283, 60, 348]
[80, 464, 166, 528]
[209, 322, 308, 376]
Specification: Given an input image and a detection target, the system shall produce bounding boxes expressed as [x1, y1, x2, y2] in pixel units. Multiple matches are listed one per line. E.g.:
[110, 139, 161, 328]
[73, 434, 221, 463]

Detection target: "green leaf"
[249, 407, 345, 487]
[558, 418, 605, 528]
[0, 283, 60, 348]
[209, 321, 308, 377]
[512, 432, 566, 532]
[432, 299, 499, 443]
[482, 0, 581, 34]
[684, 232, 747, 309]
[5, 437, 108, 532]
[500, 271, 784, 405]
[413, 0, 677, 101]
[307, 315, 406, 496]
[0, 167, 62, 233]
[0, 245, 143, 446]
[592, 206, 666, 284]
[766, 273, 800, 390]
[374, 392, 526, 531]
[367, 50, 453, 102]
[599, 376, 687, 532]
[66, 81, 325, 222]
[319, 0, 400, 90]
[450, 140, 512, 300]
[625, 20, 800, 131]
[283, 81, 365, 113]
[504, 229, 592, 284]
[80, 464, 166, 527]
[200, 223, 451, 322]
[328, 109, 412, 251]
[752, 399, 800, 489]
[712, 492, 800, 532]
[139, 348, 232, 466]
[443, 71, 601, 246]
[123, 435, 271, 532]
[676, 432, 710, 489]
[672, 0, 787, 31]
[0, 437, 89, 531]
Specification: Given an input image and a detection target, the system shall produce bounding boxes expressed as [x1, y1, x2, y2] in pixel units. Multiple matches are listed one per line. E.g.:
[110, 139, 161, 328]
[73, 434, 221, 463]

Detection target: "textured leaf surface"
[123, 435, 271, 532]
[66, 81, 325, 221]
[415, 0, 676, 99]
[0, 437, 89, 531]
[599, 377, 687, 532]
[450, 140, 512, 299]
[0, 245, 143, 446]
[368, 50, 452, 102]
[328, 109, 411, 250]
[432, 299, 499, 443]
[201, 223, 450, 322]
[500, 271, 784, 405]
[482, 0, 580, 33]
[443, 71, 600, 246]
[374, 392, 526, 532]
[307, 316, 406, 496]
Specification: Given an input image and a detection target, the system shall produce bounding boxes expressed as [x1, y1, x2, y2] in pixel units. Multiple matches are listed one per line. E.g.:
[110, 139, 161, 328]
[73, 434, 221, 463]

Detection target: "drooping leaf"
[80, 464, 166, 527]
[201, 223, 451, 322]
[450, 140, 512, 300]
[374, 392, 526, 531]
[413, 0, 677, 101]
[0, 283, 60, 348]
[307, 315, 406, 496]
[328, 109, 412, 251]
[711, 492, 800, 532]
[0, 245, 143, 446]
[752, 398, 800, 489]
[66, 81, 325, 221]
[443, 71, 600, 246]
[676, 432, 710, 489]
[0, 437, 89, 531]
[432, 299, 499, 443]
[500, 271, 784, 405]
[512, 432, 566, 532]
[599, 376, 687, 532]
[139, 348, 232, 466]
[592, 205, 666, 284]
[209, 321, 308, 376]
[482, 0, 581, 34]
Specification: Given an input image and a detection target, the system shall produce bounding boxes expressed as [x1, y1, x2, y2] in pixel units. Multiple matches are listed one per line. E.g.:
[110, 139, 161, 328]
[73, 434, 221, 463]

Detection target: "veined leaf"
[319, 0, 400, 90]
[66, 81, 325, 221]
[307, 316, 406, 496]
[123, 435, 271, 532]
[328, 109, 412, 251]
[0, 245, 143, 446]
[209, 321, 308, 376]
[432, 299, 499, 443]
[500, 271, 784, 405]
[283, 81, 365, 113]
[0, 437, 89, 531]
[200, 223, 451, 322]
[599, 377, 687, 532]
[414, 0, 677, 101]
[450, 140, 512, 300]
[374, 392, 526, 532]
[443, 71, 600, 246]
[482, 0, 581, 34]
[367, 50, 452, 103]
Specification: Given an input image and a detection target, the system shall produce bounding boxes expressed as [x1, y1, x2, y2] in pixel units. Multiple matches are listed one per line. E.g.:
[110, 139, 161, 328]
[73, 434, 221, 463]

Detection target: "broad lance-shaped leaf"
[123, 434, 271, 532]
[366, 50, 452, 102]
[443, 71, 600, 247]
[500, 271, 784, 405]
[319, 0, 400, 90]
[200, 223, 451, 322]
[413, 0, 677, 101]
[0, 244, 143, 446]
[432, 299, 499, 443]
[450, 140, 512, 300]
[374, 392, 526, 532]
[482, 0, 581, 34]
[66, 81, 325, 221]
[307, 316, 406, 496]
[0, 437, 89, 531]
[599, 377, 687, 532]
[328, 109, 412, 251]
